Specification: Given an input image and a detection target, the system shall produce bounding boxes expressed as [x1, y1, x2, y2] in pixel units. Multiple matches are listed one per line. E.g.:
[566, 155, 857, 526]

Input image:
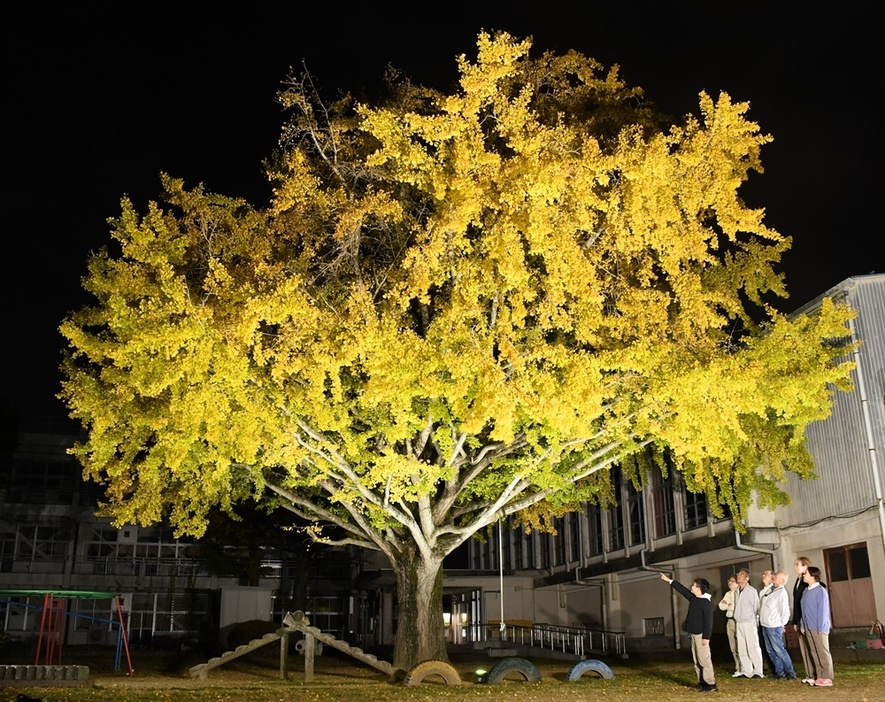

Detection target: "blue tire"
[567, 659, 615, 681]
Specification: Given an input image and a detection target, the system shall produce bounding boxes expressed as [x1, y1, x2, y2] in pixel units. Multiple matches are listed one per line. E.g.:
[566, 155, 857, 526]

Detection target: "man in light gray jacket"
[760, 570, 797, 679]
[718, 575, 741, 674]
[733, 568, 764, 677]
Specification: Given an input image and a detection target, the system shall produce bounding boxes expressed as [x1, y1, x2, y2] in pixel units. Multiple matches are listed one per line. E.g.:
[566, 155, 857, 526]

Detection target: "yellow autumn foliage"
[61, 32, 852, 581]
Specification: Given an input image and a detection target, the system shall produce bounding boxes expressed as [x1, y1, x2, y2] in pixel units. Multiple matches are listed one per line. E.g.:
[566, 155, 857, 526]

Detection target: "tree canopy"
[59, 32, 854, 668]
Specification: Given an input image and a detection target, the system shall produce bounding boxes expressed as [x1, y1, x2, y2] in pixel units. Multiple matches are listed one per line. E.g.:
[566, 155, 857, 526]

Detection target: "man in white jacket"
[733, 568, 764, 677]
[759, 570, 797, 679]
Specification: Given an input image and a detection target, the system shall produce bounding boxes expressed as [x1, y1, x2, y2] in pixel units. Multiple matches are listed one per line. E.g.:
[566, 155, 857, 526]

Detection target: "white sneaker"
[802, 678, 815, 685]
[732, 672, 745, 677]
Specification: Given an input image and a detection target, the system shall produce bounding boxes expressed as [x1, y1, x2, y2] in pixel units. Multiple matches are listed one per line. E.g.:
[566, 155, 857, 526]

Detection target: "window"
[0, 526, 16, 572]
[715, 501, 733, 522]
[644, 617, 665, 636]
[511, 519, 523, 570]
[569, 513, 581, 563]
[125, 591, 209, 637]
[827, 543, 871, 581]
[849, 547, 872, 579]
[471, 539, 482, 570]
[586, 504, 604, 555]
[307, 595, 344, 635]
[627, 481, 645, 545]
[500, 520, 511, 570]
[524, 529, 535, 568]
[481, 531, 498, 570]
[651, 468, 676, 537]
[17, 525, 68, 561]
[608, 469, 624, 550]
[553, 517, 566, 565]
[86, 526, 119, 558]
[539, 531, 551, 569]
[683, 487, 708, 530]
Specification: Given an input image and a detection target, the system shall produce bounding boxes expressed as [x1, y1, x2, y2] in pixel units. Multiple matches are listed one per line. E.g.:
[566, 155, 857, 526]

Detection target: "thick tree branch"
[412, 415, 435, 459]
[291, 420, 418, 529]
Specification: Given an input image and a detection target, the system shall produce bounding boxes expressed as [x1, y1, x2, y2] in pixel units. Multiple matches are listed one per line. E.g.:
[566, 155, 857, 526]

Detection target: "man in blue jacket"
[661, 572, 717, 692]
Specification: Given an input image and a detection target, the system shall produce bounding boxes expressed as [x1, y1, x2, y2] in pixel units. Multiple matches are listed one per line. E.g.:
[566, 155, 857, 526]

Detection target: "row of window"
[471, 466, 724, 571]
[0, 524, 193, 563]
[0, 521, 353, 590]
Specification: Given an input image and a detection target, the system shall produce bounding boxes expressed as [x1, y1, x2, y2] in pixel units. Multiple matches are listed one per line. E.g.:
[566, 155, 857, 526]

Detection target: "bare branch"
[277, 502, 378, 551]
[266, 481, 366, 540]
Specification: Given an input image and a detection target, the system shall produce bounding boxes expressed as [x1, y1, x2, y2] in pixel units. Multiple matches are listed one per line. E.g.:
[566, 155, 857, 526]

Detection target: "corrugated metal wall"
[777, 274, 885, 528]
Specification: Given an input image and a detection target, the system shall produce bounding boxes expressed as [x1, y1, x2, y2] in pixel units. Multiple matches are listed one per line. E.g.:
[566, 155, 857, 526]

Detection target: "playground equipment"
[187, 612, 617, 687]
[0, 589, 133, 675]
[189, 610, 395, 681]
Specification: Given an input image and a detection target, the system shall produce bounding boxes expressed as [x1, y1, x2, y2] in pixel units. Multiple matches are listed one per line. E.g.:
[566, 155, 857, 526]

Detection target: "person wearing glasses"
[759, 570, 797, 680]
[661, 572, 718, 693]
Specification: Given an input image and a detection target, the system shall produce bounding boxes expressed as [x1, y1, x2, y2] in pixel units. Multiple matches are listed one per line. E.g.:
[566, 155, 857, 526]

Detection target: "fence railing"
[466, 621, 627, 657]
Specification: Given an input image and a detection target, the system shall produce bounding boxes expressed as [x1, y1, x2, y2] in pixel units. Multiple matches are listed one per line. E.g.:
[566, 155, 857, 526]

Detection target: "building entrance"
[824, 543, 876, 627]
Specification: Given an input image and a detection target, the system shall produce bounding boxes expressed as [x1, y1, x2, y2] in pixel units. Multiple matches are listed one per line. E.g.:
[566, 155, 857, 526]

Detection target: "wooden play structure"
[189, 610, 396, 681]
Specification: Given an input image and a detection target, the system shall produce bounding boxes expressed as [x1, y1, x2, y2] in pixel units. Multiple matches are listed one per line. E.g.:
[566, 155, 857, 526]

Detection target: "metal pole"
[35, 593, 50, 665]
[115, 596, 134, 674]
[57, 598, 68, 664]
[498, 518, 505, 638]
[849, 315, 885, 558]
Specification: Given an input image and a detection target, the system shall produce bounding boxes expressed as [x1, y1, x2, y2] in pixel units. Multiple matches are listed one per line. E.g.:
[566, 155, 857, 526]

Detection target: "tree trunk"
[392, 549, 447, 671]
[290, 550, 311, 612]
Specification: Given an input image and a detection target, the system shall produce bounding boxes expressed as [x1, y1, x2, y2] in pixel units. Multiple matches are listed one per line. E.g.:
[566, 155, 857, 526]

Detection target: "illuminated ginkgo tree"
[60, 33, 853, 669]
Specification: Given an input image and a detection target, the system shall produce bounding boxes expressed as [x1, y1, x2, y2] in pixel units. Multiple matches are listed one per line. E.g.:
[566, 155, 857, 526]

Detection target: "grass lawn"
[2, 648, 882, 702]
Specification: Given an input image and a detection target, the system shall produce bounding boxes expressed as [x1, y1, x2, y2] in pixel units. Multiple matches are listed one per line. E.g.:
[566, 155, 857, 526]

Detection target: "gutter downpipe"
[639, 547, 657, 573]
[848, 315, 885, 558]
[734, 528, 778, 570]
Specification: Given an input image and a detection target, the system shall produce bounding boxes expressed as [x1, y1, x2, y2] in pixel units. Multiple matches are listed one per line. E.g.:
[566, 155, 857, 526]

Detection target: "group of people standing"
[661, 556, 834, 692]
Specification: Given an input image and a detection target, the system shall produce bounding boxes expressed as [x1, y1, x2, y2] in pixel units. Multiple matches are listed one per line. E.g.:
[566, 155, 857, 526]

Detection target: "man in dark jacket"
[792, 556, 814, 682]
[661, 572, 717, 692]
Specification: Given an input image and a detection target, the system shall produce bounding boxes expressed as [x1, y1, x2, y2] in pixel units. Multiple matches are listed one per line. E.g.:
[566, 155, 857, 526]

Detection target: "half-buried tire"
[567, 658, 615, 681]
[486, 657, 542, 683]
[403, 660, 462, 686]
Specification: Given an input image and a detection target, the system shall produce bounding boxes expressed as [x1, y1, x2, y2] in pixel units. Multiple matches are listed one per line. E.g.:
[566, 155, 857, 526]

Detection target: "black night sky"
[4, 3, 879, 420]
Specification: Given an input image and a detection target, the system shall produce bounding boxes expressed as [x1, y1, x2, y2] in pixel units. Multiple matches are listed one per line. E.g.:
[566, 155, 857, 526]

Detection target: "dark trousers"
[762, 626, 795, 677]
[758, 625, 774, 672]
